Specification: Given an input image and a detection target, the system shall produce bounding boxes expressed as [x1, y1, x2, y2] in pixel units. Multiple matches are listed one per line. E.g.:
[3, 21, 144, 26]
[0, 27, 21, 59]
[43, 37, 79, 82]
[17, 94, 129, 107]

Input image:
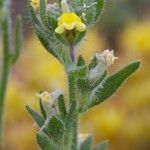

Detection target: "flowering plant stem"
[0, 0, 22, 147]
[27, 0, 140, 149]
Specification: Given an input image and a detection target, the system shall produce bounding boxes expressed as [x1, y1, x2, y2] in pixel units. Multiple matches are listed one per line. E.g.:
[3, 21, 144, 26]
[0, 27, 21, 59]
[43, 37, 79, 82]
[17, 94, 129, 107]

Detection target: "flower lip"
[55, 12, 86, 34]
[30, 0, 40, 10]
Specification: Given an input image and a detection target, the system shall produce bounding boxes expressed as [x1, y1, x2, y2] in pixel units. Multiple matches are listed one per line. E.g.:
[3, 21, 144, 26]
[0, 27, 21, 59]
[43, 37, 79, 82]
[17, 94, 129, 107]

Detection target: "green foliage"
[12, 16, 22, 64]
[39, 99, 47, 119]
[27, 0, 141, 150]
[93, 140, 108, 150]
[26, 106, 45, 127]
[28, 4, 71, 66]
[80, 135, 93, 150]
[0, 0, 22, 146]
[46, 116, 65, 140]
[58, 95, 67, 117]
[37, 131, 58, 150]
[89, 61, 140, 108]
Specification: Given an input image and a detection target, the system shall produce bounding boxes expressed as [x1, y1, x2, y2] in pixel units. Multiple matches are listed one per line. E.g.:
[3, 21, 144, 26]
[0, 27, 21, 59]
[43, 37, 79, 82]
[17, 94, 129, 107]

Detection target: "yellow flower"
[30, 0, 40, 10]
[55, 12, 86, 34]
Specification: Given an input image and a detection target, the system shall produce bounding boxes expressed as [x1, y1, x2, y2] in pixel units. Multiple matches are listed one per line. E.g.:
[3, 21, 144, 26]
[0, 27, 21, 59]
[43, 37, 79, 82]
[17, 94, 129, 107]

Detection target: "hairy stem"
[65, 66, 78, 150]
[70, 46, 75, 62]
[0, 13, 10, 148]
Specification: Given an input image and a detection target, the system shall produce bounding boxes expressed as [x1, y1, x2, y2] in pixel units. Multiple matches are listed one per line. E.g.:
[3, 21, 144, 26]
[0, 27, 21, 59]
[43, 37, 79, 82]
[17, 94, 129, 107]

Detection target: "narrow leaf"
[37, 131, 58, 150]
[26, 106, 45, 127]
[89, 56, 97, 70]
[77, 55, 86, 66]
[80, 135, 93, 150]
[89, 61, 140, 108]
[40, 0, 49, 28]
[12, 15, 22, 64]
[46, 116, 64, 140]
[58, 95, 67, 116]
[93, 140, 108, 150]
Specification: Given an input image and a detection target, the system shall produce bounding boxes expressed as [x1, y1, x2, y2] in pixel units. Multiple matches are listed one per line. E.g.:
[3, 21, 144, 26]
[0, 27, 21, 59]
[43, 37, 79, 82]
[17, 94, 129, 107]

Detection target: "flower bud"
[61, 0, 70, 13]
[96, 49, 118, 67]
[89, 50, 118, 80]
[36, 89, 63, 107]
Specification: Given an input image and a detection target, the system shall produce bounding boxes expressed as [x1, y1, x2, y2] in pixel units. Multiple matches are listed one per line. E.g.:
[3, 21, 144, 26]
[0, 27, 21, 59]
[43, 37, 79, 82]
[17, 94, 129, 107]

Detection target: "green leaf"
[40, 0, 49, 28]
[58, 95, 67, 116]
[26, 106, 45, 127]
[89, 60, 140, 108]
[94, 0, 107, 22]
[80, 135, 93, 150]
[77, 55, 86, 66]
[93, 140, 108, 150]
[39, 99, 47, 119]
[28, 4, 72, 66]
[84, 0, 107, 25]
[89, 56, 97, 70]
[46, 116, 64, 140]
[69, 0, 83, 12]
[37, 131, 58, 150]
[12, 15, 22, 64]
[90, 71, 107, 90]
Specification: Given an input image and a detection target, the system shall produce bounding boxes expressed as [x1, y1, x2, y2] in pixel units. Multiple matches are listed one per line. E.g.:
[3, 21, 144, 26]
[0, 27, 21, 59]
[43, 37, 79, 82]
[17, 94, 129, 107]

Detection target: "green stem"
[0, 13, 10, 148]
[65, 69, 78, 150]
[0, 57, 10, 148]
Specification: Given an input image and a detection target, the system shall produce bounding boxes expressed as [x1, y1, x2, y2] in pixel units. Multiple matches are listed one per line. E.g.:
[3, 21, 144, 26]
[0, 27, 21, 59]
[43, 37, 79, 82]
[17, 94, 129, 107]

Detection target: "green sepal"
[93, 140, 108, 150]
[46, 116, 65, 140]
[26, 106, 45, 127]
[89, 56, 97, 70]
[74, 31, 86, 45]
[39, 99, 47, 119]
[80, 135, 93, 150]
[37, 131, 58, 150]
[77, 55, 86, 66]
[58, 95, 67, 117]
[89, 60, 140, 108]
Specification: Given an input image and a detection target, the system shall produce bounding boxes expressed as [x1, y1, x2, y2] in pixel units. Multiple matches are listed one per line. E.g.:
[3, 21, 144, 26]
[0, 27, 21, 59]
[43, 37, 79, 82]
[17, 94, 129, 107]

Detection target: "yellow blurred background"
[1, 0, 150, 149]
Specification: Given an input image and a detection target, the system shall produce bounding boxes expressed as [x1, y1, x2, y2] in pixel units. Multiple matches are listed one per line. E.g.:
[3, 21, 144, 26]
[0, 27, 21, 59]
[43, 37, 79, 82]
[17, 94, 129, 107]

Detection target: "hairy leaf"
[89, 61, 140, 108]
[37, 131, 58, 150]
[58, 95, 67, 116]
[26, 106, 45, 127]
[46, 116, 64, 140]
[80, 135, 93, 150]
[93, 140, 108, 150]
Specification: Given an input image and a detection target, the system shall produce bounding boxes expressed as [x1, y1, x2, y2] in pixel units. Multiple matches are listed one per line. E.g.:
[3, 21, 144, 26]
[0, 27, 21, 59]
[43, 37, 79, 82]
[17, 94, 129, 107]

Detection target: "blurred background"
[0, 0, 150, 149]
